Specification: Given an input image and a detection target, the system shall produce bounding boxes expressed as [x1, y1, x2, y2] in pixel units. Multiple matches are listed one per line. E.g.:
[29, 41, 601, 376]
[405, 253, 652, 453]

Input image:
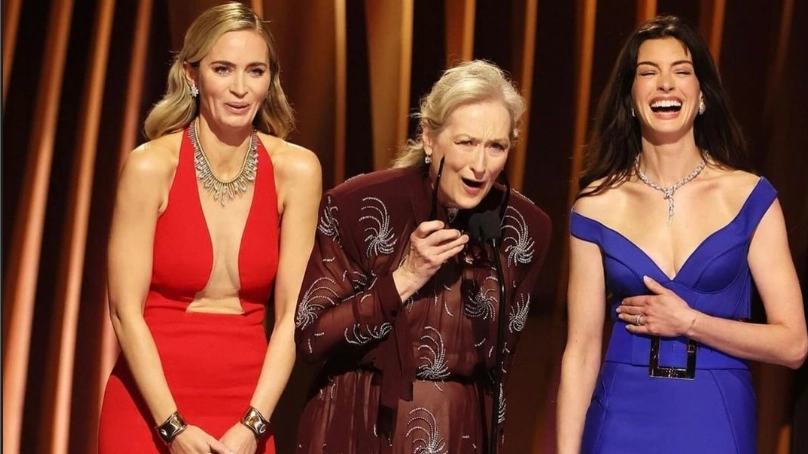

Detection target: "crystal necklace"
[635, 151, 708, 225]
[190, 119, 258, 207]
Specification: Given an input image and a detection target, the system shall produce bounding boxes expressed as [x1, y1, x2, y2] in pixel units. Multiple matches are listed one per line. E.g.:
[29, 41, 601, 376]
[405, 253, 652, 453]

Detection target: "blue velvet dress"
[571, 177, 776, 454]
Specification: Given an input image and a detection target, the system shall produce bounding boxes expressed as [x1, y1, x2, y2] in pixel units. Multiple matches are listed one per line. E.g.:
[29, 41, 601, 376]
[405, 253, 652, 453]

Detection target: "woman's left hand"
[617, 275, 699, 337]
[219, 423, 257, 454]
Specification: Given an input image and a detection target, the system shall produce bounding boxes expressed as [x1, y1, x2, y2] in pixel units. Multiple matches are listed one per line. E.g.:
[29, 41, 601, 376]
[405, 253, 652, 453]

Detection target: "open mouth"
[649, 99, 682, 113]
[462, 178, 484, 189]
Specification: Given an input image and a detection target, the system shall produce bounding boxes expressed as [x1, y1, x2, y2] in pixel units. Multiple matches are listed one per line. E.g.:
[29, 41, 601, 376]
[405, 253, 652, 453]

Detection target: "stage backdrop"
[3, 0, 807, 453]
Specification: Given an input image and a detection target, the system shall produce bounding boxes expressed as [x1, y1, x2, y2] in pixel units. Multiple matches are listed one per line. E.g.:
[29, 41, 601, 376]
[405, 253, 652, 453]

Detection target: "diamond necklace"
[190, 119, 258, 206]
[635, 151, 708, 225]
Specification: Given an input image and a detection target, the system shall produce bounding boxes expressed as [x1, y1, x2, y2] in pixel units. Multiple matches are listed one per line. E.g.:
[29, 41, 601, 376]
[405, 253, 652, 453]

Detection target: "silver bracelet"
[240, 406, 270, 439]
[155, 411, 187, 444]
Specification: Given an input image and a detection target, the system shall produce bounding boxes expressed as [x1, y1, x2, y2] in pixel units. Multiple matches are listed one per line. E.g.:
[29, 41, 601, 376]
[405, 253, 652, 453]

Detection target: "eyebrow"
[454, 134, 510, 145]
[209, 60, 269, 67]
[636, 60, 694, 68]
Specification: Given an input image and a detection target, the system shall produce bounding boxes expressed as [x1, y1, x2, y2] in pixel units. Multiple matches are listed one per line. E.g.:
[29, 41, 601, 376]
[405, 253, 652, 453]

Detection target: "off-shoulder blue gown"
[571, 177, 776, 454]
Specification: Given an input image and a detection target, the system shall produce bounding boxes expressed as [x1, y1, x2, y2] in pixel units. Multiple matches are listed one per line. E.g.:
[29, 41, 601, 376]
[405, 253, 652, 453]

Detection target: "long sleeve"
[295, 192, 404, 362]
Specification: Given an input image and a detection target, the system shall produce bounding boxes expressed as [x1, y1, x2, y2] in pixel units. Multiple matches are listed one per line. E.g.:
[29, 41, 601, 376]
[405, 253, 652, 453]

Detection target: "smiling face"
[186, 29, 271, 132]
[423, 100, 511, 210]
[631, 37, 702, 143]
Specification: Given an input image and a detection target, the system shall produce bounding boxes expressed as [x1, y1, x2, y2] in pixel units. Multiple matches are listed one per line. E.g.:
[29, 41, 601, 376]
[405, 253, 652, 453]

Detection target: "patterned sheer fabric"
[294, 167, 551, 454]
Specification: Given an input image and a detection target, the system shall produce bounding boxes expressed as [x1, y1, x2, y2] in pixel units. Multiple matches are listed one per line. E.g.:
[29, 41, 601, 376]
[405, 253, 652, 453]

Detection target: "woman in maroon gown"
[294, 60, 552, 454]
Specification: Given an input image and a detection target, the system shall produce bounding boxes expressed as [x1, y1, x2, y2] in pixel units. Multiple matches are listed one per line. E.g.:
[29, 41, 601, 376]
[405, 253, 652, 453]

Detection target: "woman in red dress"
[98, 3, 321, 453]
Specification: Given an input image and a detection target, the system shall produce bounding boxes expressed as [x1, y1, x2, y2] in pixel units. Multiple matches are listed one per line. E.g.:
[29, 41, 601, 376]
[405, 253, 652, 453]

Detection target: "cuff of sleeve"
[377, 273, 403, 321]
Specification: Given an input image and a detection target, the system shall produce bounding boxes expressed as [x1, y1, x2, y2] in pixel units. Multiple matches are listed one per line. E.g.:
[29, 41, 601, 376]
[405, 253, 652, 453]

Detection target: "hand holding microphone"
[393, 220, 469, 301]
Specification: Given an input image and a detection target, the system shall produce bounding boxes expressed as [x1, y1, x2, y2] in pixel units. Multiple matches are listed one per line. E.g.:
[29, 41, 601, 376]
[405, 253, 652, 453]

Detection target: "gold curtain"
[3, 0, 807, 453]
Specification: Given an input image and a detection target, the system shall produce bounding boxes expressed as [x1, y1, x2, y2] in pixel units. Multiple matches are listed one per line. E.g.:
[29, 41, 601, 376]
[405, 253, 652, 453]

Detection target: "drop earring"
[424, 154, 432, 164]
[190, 82, 199, 98]
[698, 100, 706, 115]
[630, 107, 635, 118]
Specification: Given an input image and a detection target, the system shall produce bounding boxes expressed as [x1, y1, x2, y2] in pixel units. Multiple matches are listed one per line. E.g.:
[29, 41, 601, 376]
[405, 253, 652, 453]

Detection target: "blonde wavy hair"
[392, 60, 525, 168]
[143, 2, 294, 140]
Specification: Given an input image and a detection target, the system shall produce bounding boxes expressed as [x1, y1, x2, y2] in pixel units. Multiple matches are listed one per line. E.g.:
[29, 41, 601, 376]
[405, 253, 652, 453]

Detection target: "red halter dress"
[99, 127, 279, 453]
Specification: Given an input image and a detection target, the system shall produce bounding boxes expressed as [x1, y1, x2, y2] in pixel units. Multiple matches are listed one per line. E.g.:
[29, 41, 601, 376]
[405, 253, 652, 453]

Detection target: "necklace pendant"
[190, 120, 258, 207]
[667, 198, 675, 226]
[635, 152, 709, 227]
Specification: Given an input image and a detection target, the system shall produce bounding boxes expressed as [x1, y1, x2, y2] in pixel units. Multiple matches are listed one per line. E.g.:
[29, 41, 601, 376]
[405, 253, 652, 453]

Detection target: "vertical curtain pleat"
[506, 0, 538, 190]
[36, 1, 117, 452]
[333, 0, 348, 184]
[2, 0, 75, 452]
[636, 0, 658, 23]
[2, 0, 23, 106]
[445, 0, 476, 64]
[699, 0, 727, 61]
[364, 0, 414, 170]
[555, 0, 598, 307]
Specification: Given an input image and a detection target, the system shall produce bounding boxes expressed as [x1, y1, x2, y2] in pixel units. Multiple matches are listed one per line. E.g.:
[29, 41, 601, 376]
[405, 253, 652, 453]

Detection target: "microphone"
[468, 211, 506, 454]
[468, 210, 502, 246]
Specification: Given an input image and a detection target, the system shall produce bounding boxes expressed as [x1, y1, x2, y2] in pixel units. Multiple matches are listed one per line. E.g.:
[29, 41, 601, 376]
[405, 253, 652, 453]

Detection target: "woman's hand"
[617, 275, 699, 337]
[168, 425, 235, 454]
[393, 220, 469, 300]
[219, 423, 258, 454]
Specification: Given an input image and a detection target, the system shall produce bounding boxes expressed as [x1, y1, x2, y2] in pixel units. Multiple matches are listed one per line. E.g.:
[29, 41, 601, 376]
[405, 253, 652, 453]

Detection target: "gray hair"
[392, 60, 525, 168]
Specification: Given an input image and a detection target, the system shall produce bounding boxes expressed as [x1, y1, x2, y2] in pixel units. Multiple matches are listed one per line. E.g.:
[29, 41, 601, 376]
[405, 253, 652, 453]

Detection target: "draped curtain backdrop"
[3, 0, 807, 453]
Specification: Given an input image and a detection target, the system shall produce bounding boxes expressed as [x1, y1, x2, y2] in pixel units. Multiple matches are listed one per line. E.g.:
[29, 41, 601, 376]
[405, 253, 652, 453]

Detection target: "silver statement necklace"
[190, 119, 258, 207]
[635, 151, 708, 225]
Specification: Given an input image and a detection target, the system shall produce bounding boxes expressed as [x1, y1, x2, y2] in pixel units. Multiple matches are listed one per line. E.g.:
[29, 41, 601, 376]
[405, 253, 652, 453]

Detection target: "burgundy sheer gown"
[294, 167, 551, 454]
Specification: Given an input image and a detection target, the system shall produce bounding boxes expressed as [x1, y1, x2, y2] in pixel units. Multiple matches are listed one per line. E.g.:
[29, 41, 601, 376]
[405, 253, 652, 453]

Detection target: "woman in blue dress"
[556, 15, 807, 454]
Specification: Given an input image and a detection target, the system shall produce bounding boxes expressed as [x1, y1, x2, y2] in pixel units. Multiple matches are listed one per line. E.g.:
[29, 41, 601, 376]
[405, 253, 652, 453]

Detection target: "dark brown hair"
[578, 15, 748, 197]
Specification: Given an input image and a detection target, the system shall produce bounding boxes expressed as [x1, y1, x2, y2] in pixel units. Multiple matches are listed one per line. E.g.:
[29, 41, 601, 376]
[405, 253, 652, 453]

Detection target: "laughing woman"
[556, 15, 807, 454]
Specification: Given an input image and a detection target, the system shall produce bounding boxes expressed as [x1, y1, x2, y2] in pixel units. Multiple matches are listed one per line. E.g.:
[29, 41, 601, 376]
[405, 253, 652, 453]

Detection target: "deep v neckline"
[190, 137, 262, 295]
[572, 177, 764, 281]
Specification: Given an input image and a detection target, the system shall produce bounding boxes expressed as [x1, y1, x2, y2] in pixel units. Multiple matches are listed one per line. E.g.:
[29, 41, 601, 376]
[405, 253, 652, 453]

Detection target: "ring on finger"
[633, 314, 641, 326]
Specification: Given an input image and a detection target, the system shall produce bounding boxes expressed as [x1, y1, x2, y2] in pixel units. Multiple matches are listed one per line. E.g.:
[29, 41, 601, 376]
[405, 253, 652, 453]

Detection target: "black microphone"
[468, 210, 506, 454]
[468, 210, 501, 245]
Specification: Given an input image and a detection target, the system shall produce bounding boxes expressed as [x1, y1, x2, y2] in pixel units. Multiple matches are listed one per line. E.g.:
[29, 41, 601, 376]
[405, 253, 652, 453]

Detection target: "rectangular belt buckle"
[648, 336, 696, 380]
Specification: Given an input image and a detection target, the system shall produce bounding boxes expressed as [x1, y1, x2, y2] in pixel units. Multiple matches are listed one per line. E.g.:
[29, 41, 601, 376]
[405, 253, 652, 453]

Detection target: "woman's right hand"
[393, 220, 469, 301]
[168, 425, 235, 454]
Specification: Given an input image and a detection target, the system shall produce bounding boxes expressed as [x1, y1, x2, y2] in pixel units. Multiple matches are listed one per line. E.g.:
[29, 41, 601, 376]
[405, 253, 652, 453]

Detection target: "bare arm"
[249, 145, 322, 418]
[108, 144, 174, 423]
[108, 143, 232, 453]
[619, 200, 808, 369]
[556, 235, 607, 454]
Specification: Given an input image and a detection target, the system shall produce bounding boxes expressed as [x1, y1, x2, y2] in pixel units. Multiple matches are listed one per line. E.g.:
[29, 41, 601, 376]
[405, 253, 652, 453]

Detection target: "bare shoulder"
[116, 132, 182, 212]
[258, 132, 322, 182]
[120, 132, 182, 184]
[572, 177, 626, 221]
[707, 168, 764, 206]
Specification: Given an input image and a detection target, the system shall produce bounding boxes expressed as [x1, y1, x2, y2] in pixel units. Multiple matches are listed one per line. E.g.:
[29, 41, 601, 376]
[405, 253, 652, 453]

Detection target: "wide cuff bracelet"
[240, 406, 270, 439]
[155, 411, 187, 444]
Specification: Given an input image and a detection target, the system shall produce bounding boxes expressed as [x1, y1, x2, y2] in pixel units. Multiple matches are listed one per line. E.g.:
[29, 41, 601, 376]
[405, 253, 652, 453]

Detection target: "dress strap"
[569, 210, 603, 245]
[737, 177, 777, 236]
